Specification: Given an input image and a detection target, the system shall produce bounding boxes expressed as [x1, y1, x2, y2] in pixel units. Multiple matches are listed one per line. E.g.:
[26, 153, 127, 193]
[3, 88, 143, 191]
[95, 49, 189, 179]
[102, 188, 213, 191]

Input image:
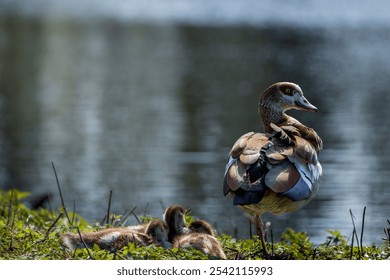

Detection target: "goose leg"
[254, 215, 269, 256]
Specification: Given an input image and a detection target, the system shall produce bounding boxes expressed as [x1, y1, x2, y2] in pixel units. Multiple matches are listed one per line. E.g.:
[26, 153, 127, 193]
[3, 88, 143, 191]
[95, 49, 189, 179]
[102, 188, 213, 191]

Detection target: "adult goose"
[223, 82, 323, 254]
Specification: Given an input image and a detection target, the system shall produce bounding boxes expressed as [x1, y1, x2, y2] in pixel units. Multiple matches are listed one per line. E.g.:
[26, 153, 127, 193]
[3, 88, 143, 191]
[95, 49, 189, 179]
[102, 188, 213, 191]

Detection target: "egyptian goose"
[163, 204, 190, 242]
[143, 220, 171, 248]
[223, 82, 323, 254]
[62, 220, 170, 252]
[173, 220, 227, 259]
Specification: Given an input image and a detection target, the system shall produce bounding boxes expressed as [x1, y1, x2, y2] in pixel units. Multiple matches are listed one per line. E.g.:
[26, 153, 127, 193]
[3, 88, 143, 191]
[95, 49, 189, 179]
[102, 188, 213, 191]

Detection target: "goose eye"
[284, 88, 293, 96]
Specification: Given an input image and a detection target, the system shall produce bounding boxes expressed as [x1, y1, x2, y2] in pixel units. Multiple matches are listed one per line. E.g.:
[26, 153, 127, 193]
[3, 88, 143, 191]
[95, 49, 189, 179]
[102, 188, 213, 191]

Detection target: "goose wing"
[223, 132, 269, 196]
[223, 124, 322, 204]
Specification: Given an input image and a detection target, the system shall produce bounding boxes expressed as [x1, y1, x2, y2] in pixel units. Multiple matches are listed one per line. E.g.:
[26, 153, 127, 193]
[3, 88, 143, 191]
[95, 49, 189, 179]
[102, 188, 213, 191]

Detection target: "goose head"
[145, 220, 171, 248]
[163, 205, 190, 242]
[188, 220, 216, 237]
[259, 82, 318, 132]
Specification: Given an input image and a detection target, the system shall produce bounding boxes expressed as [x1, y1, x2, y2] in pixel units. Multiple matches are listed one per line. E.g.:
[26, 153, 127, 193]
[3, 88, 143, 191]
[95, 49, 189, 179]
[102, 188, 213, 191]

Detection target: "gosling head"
[145, 220, 171, 249]
[163, 205, 189, 241]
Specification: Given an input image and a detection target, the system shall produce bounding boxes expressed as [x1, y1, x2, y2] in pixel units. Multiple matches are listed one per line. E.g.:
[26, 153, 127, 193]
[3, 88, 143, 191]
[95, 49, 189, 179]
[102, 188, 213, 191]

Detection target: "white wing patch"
[99, 231, 121, 245]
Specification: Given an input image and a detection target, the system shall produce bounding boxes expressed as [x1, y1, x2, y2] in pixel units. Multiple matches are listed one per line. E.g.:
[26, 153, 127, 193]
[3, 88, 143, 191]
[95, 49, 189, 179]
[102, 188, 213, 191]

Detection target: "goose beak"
[295, 95, 318, 112]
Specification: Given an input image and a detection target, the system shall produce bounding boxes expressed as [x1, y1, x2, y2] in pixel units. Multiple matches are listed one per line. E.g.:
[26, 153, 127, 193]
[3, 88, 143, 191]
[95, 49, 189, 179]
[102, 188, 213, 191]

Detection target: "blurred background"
[0, 0, 389, 244]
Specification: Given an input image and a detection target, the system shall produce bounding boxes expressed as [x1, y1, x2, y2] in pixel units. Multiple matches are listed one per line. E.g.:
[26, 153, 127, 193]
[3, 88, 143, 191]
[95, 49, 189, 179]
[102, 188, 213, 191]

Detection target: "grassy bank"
[0, 189, 389, 260]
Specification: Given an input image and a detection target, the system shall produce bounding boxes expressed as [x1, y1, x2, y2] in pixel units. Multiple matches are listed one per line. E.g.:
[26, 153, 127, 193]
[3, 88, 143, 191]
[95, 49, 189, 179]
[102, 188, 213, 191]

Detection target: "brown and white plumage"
[223, 82, 323, 253]
[174, 220, 226, 259]
[62, 220, 170, 252]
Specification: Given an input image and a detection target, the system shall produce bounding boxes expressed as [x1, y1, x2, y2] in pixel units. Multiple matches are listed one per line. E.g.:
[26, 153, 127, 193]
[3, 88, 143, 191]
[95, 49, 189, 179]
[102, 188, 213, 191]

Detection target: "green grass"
[0, 189, 389, 260]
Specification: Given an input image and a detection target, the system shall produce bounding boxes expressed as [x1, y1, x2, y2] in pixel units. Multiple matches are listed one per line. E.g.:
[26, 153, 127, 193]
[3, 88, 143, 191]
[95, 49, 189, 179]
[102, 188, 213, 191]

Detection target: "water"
[0, 1, 389, 245]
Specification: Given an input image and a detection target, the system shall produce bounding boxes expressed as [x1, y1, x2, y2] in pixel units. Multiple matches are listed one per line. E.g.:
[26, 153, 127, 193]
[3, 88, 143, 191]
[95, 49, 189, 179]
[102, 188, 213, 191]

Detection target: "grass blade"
[360, 206, 366, 255]
[52, 162, 71, 224]
[132, 209, 141, 224]
[71, 199, 76, 225]
[120, 206, 137, 225]
[106, 190, 113, 225]
[350, 229, 355, 260]
[76, 227, 94, 259]
[45, 212, 64, 236]
[349, 209, 361, 259]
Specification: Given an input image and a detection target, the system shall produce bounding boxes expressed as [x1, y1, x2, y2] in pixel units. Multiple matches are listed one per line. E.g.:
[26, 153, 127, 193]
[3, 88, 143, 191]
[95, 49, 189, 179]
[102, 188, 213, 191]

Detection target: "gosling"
[173, 220, 226, 259]
[62, 220, 170, 252]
